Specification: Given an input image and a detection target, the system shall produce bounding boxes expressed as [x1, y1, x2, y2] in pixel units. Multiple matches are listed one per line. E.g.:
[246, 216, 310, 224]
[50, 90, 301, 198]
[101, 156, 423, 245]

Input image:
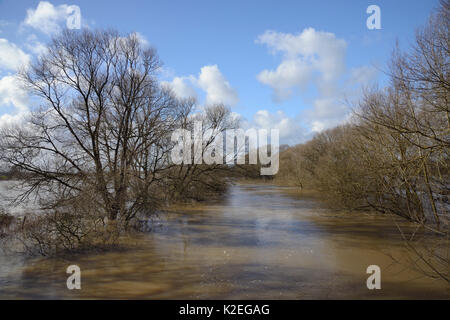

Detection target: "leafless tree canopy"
[276, 0, 449, 282]
[0, 29, 237, 254]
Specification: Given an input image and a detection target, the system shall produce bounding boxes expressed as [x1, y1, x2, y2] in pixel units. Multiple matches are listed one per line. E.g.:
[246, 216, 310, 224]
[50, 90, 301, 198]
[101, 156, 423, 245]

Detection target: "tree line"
[276, 0, 449, 282]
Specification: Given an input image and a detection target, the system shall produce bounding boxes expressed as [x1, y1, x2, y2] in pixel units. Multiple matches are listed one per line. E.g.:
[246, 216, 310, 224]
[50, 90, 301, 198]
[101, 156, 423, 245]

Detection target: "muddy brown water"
[0, 183, 448, 299]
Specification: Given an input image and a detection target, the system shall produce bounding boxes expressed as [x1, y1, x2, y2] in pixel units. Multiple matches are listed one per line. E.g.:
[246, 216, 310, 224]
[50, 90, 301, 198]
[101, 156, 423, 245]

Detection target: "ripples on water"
[0, 182, 448, 299]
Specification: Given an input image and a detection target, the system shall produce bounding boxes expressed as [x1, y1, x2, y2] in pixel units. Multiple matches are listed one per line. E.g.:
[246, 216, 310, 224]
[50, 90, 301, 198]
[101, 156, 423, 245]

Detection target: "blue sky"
[0, 0, 440, 144]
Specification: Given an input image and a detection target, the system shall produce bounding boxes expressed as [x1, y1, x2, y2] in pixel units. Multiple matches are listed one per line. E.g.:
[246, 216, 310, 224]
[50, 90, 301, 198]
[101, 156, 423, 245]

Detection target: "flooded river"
[0, 183, 448, 299]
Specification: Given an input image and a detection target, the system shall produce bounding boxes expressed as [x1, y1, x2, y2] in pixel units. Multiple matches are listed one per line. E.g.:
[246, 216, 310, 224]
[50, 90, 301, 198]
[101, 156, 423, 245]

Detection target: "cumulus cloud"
[163, 65, 238, 107]
[257, 59, 312, 101]
[115, 32, 150, 48]
[302, 65, 378, 133]
[197, 65, 239, 106]
[0, 38, 30, 71]
[257, 27, 378, 133]
[133, 32, 150, 48]
[24, 34, 48, 56]
[307, 98, 350, 132]
[22, 1, 82, 35]
[161, 76, 198, 100]
[0, 75, 29, 128]
[256, 28, 347, 100]
[240, 110, 305, 145]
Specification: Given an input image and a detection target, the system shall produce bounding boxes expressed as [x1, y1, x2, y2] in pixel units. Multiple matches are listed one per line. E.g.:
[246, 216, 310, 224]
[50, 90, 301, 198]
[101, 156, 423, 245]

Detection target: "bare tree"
[0, 29, 195, 223]
[167, 104, 239, 201]
[0, 28, 243, 255]
[275, 0, 449, 282]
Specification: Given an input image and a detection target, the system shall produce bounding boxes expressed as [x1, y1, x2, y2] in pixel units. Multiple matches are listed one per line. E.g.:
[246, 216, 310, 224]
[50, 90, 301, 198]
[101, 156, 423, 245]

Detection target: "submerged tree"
[1, 29, 188, 221]
[0, 29, 236, 254]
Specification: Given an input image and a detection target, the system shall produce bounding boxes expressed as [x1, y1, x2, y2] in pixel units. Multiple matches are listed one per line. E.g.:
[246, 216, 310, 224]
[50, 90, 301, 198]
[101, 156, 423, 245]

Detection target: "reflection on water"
[0, 183, 448, 299]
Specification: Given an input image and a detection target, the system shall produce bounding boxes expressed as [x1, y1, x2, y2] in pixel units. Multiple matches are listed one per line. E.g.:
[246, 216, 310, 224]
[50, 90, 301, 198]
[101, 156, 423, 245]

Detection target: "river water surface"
[0, 183, 448, 299]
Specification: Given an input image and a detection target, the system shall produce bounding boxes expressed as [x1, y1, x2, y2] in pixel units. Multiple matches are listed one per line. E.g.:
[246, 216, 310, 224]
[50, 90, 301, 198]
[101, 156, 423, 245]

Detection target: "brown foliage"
[276, 1, 449, 282]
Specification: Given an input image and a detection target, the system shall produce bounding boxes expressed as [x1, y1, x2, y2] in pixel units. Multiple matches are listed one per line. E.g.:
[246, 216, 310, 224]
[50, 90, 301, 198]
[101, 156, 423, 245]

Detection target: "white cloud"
[256, 28, 347, 100]
[0, 76, 28, 111]
[163, 65, 239, 107]
[242, 110, 305, 145]
[257, 27, 378, 133]
[0, 75, 29, 128]
[0, 112, 29, 129]
[23, 1, 82, 35]
[197, 65, 239, 106]
[115, 32, 150, 49]
[161, 76, 198, 100]
[257, 59, 312, 101]
[306, 98, 350, 133]
[303, 66, 378, 133]
[24, 34, 48, 56]
[0, 38, 30, 71]
[133, 32, 149, 48]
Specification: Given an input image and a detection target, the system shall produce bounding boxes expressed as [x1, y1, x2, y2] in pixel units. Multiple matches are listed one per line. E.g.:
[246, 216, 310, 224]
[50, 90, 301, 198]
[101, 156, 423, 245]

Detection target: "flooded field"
[0, 182, 448, 299]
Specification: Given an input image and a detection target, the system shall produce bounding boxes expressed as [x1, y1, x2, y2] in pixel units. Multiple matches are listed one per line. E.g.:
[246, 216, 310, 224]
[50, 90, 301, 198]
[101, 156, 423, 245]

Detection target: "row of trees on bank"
[276, 0, 449, 282]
